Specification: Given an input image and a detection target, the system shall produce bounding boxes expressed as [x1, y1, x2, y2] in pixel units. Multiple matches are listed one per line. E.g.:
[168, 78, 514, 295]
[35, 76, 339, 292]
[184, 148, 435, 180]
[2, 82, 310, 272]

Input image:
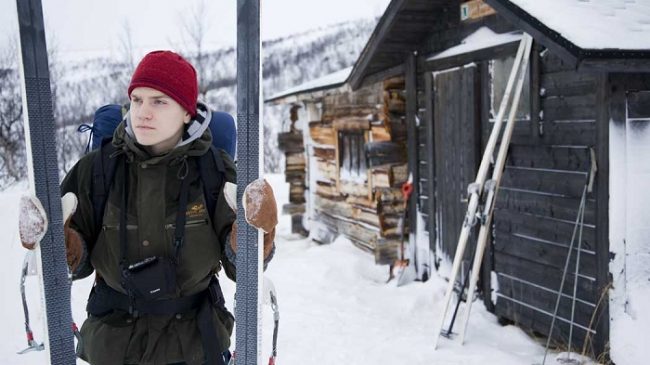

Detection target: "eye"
[131, 97, 142, 104]
[154, 99, 167, 105]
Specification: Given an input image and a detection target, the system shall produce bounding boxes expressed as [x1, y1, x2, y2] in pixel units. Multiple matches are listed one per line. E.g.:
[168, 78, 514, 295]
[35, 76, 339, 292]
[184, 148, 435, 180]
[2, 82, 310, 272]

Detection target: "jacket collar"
[113, 101, 213, 165]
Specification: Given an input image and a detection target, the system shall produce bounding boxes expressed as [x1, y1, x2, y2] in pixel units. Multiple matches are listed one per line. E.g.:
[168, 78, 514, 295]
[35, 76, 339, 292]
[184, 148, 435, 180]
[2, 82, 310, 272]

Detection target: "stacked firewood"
[278, 105, 308, 236]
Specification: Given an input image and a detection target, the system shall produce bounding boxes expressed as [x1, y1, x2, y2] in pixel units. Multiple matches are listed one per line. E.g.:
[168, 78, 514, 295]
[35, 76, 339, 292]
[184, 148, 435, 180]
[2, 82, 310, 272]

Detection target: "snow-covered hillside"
[0, 18, 377, 189]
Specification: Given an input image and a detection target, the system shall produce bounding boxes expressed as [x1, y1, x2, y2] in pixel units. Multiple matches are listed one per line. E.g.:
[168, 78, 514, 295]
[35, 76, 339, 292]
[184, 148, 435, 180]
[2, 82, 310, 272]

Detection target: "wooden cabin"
[268, 0, 650, 362]
[269, 67, 410, 265]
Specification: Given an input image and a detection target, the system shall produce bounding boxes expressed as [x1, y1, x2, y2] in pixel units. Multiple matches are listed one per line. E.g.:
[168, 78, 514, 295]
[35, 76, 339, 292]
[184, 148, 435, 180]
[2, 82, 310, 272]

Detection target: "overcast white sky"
[1, 0, 390, 60]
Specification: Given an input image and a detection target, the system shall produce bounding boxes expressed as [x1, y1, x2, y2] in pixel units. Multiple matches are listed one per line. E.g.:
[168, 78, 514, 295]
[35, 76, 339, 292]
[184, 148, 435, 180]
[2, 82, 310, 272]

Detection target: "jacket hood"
[114, 101, 213, 164]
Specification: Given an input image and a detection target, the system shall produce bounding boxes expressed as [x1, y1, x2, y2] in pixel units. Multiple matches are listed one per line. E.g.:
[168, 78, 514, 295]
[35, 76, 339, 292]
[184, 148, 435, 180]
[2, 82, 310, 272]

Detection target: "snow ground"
[0, 175, 596, 364]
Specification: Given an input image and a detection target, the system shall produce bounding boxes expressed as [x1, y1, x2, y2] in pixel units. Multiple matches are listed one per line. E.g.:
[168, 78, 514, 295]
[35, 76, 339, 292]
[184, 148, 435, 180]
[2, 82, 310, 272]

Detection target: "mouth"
[136, 125, 156, 131]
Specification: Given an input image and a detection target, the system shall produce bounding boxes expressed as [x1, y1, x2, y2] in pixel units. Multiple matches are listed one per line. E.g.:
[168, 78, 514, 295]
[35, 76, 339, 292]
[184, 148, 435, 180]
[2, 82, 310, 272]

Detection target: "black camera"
[122, 256, 178, 301]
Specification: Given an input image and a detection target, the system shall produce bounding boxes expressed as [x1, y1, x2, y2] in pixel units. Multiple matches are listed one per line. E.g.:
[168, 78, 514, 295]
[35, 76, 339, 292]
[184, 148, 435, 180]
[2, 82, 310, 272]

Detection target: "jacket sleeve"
[60, 153, 97, 280]
[212, 150, 237, 281]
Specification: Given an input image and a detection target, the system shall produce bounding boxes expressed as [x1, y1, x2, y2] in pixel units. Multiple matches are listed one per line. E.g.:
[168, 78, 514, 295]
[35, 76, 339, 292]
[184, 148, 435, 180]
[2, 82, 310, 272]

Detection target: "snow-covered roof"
[491, 0, 650, 51]
[265, 66, 352, 103]
[427, 27, 522, 62]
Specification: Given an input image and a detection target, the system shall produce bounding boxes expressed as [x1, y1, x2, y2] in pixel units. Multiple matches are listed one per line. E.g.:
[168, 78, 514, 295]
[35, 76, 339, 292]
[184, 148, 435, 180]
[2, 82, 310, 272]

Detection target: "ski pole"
[433, 34, 531, 350]
[444, 265, 470, 338]
[18, 251, 45, 355]
[269, 290, 279, 365]
[458, 34, 533, 344]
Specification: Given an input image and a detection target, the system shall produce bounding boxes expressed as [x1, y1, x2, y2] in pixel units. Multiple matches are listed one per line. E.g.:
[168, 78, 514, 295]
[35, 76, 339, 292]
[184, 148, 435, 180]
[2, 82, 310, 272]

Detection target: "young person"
[19, 50, 277, 365]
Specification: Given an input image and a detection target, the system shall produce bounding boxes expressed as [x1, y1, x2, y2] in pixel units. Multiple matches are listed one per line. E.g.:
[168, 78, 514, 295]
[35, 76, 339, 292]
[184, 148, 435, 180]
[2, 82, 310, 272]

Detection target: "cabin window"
[489, 55, 531, 122]
[338, 131, 367, 183]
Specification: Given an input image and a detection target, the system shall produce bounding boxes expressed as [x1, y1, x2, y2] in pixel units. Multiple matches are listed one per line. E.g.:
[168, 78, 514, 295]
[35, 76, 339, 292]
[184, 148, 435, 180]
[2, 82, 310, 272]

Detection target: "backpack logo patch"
[187, 204, 207, 218]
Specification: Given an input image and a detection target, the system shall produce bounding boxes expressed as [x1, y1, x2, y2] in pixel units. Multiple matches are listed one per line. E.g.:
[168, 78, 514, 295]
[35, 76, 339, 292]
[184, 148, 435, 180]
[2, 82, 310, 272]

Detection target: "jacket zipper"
[103, 224, 137, 231]
[164, 218, 208, 230]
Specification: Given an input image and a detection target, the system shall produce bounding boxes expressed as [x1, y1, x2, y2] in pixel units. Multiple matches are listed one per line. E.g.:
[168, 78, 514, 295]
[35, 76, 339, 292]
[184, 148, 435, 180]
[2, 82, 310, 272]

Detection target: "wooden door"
[433, 65, 481, 276]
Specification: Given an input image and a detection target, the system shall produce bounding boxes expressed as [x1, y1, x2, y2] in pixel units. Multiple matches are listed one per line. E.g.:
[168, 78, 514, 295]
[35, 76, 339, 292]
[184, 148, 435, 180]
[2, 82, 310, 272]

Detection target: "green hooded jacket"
[61, 106, 236, 365]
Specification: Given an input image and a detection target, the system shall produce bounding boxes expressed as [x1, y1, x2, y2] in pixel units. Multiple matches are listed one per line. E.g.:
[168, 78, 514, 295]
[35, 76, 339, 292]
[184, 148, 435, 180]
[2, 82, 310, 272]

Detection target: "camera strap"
[119, 158, 192, 272]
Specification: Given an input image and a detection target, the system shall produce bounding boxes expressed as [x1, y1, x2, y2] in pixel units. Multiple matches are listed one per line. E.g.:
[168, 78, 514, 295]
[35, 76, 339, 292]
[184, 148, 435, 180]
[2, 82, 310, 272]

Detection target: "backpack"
[80, 104, 235, 249]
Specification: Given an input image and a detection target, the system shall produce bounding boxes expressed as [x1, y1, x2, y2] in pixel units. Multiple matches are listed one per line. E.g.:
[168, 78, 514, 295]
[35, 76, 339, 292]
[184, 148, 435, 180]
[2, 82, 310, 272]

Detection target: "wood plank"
[542, 94, 597, 121]
[371, 168, 392, 188]
[494, 209, 596, 252]
[339, 180, 370, 197]
[592, 73, 611, 358]
[291, 214, 309, 236]
[313, 146, 335, 160]
[495, 188, 596, 225]
[380, 200, 406, 215]
[507, 144, 592, 171]
[578, 57, 650, 73]
[314, 210, 380, 249]
[540, 52, 575, 74]
[494, 251, 599, 299]
[367, 141, 407, 168]
[285, 152, 305, 166]
[511, 120, 596, 146]
[375, 238, 400, 265]
[371, 125, 392, 142]
[424, 71, 436, 248]
[310, 124, 336, 145]
[315, 160, 337, 182]
[321, 105, 383, 122]
[388, 123, 407, 143]
[285, 172, 305, 185]
[383, 76, 405, 91]
[393, 163, 408, 186]
[541, 71, 597, 98]
[277, 131, 304, 153]
[282, 203, 305, 215]
[375, 187, 403, 202]
[501, 166, 593, 198]
[333, 116, 371, 131]
[493, 226, 597, 278]
[313, 196, 380, 228]
[315, 181, 340, 199]
[289, 193, 306, 204]
[494, 297, 596, 356]
[496, 273, 597, 326]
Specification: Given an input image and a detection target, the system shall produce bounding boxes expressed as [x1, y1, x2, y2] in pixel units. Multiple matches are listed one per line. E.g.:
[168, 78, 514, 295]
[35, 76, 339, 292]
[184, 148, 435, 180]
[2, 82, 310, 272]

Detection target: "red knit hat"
[128, 50, 198, 116]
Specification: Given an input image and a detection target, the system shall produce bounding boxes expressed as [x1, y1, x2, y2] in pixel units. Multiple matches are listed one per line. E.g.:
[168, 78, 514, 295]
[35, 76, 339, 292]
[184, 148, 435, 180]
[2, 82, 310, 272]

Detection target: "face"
[129, 87, 192, 155]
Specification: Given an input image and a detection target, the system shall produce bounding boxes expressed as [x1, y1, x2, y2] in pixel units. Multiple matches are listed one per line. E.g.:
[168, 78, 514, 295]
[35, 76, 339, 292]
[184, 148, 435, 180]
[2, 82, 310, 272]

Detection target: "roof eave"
[485, 0, 581, 66]
[348, 0, 409, 90]
[264, 82, 349, 104]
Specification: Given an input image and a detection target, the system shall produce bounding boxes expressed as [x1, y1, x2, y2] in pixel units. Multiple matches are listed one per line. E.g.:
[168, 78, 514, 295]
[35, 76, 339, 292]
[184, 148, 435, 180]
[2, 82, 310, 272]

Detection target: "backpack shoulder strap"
[90, 139, 119, 248]
[197, 146, 226, 219]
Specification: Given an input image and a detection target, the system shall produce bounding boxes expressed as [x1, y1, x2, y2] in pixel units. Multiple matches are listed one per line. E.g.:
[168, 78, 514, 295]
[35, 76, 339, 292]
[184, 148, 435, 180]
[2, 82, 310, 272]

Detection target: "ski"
[15, 0, 76, 363]
[432, 34, 532, 350]
[236, 1, 263, 364]
[459, 34, 534, 344]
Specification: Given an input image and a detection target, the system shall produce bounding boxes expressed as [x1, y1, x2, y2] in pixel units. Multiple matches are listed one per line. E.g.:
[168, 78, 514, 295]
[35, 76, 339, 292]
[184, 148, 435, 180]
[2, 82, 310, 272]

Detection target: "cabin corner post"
[594, 72, 612, 359]
[405, 51, 419, 235]
[424, 71, 437, 261]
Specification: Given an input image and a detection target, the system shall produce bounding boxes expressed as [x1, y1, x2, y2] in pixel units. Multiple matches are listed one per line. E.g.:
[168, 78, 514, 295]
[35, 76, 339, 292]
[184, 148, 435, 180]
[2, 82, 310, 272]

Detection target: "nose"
[135, 102, 152, 121]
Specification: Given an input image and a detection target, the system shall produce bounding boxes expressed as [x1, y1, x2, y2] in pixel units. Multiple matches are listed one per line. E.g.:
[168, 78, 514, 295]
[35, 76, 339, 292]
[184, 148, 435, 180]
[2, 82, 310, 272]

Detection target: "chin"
[134, 135, 156, 146]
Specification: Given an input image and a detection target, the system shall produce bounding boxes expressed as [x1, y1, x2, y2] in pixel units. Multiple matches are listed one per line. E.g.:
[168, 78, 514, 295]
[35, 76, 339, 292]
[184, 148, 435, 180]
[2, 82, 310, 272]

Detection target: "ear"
[183, 112, 191, 124]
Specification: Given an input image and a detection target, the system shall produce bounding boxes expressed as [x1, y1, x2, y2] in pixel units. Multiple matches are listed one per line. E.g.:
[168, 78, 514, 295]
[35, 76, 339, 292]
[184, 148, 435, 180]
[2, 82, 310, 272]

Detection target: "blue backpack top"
[79, 104, 237, 159]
